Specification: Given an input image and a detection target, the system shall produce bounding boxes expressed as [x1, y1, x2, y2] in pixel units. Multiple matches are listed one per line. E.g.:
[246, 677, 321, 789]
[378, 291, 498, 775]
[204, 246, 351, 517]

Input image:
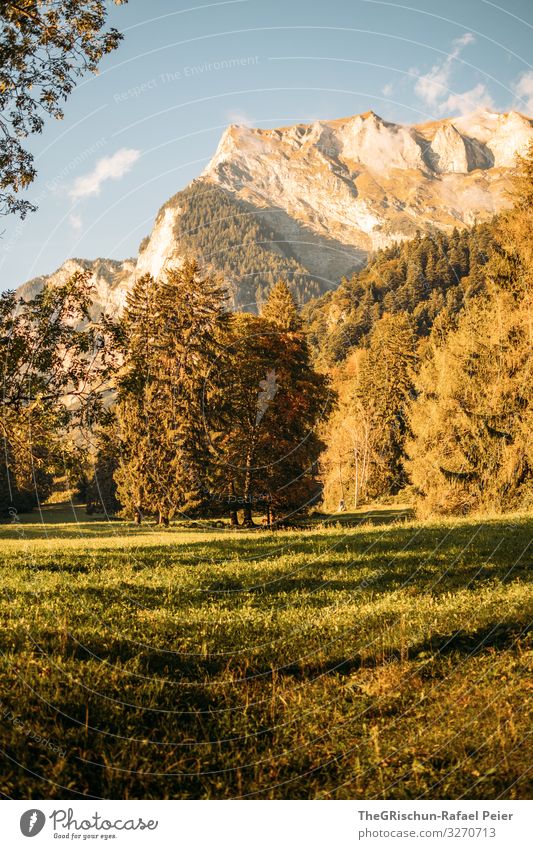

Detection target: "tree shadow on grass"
[15, 617, 530, 693]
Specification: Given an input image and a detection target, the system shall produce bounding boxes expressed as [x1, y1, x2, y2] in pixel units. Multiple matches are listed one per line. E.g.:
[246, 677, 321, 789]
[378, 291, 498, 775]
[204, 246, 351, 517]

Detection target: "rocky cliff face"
[18, 257, 136, 318]
[201, 109, 531, 277]
[19, 108, 533, 310]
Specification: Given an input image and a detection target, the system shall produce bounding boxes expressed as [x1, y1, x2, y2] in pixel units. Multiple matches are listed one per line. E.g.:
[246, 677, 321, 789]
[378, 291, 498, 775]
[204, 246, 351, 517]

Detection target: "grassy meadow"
[0, 503, 531, 799]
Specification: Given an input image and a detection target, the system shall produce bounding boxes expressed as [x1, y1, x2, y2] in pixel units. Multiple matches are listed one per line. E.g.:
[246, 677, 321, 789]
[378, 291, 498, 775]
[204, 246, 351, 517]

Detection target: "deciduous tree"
[0, 0, 125, 217]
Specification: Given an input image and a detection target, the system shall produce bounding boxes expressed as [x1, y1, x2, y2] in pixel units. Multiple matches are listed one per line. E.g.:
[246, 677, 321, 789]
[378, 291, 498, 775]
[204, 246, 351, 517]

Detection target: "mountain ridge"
[17, 108, 533, 312]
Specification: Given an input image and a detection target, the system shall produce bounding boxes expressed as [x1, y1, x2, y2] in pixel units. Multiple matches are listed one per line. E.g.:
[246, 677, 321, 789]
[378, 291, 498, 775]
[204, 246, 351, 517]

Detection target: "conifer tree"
[405, 260, 425, 304]
[114, 260, 227, 523]
[407, 291, 531, 514]
[407, 144, 533, 514]
[261, 279, 302, 330]
[356, 313, 417, 496]
[113, 273, 159, 522]
[86, 417, 122, 515]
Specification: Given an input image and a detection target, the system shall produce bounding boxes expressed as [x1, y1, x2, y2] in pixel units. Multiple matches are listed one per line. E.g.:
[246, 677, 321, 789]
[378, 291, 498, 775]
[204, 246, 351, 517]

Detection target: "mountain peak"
[206, 109, 532, 181]
[198, 106, 531, 284]
[359, 109, 384, 121]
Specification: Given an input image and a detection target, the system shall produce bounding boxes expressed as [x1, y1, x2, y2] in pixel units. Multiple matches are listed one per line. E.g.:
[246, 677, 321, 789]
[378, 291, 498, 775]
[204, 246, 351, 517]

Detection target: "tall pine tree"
[261, 279, 302, 331]
[356, 313, 417, 497]
[114, 260, 227, 523]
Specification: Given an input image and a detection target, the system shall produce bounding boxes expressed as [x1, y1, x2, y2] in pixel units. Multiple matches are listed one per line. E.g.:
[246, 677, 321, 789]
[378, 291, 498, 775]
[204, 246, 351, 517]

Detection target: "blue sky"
[1, 0, 532, 291]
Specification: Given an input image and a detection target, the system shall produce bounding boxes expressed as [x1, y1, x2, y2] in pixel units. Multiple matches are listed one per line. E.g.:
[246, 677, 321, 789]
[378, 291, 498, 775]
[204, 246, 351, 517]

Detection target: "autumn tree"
[319, 349, 374, 511]
[0, 271, 112, 516]
[407, 291, 531, 514]
[209, 312, 332, 525]
[261, 279, 302, 330]
[407, 144, 533, 514]
[0, 0, 126, 218]
[355, 313, 417, 497]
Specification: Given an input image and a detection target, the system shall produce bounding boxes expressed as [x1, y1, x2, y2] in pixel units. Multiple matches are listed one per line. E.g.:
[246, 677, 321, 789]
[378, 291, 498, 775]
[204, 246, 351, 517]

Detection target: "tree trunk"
[338, 458, 345, 501]
[242, 503, 255, 526]
[353, 446, 358, 510]
[242, 434, 256, 526]
[361, 439, 369, 502]
[229, 481, 239, 526]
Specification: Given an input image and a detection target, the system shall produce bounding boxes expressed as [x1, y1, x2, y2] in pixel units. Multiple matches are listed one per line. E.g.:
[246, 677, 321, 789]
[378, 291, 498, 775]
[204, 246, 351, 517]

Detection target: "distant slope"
[139, 182, 345, 308]
[17, 257, 136, 318]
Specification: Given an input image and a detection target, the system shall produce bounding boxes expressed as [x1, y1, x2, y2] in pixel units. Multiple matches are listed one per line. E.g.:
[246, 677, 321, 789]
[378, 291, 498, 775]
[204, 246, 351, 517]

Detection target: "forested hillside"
[158, 182, 328, 309]
[304, 222, 495, 363]
[318, 148, 532, 515]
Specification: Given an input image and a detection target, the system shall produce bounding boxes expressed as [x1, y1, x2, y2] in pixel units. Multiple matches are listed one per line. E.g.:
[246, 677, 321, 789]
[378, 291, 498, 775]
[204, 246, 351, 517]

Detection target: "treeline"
[85, 272, 331, 525]
[320, 146, 532, 515]
[1, 152, 531, 522]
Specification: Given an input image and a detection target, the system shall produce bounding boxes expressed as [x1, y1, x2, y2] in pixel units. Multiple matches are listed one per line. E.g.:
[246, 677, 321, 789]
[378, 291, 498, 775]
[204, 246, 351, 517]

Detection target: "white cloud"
[413, 33, 489, 115]
[512, 70, 533, 114]
[415, 64, 450, 106]
[382, 83, 393, 97]
[440, 83, 495, 116]
[455, 32, 475, 49]
[69, 148, 141, 200]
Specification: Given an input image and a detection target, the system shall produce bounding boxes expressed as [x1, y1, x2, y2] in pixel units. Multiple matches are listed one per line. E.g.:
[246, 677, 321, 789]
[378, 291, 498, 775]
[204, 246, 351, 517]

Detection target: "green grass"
[0, 504, 531, 799]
